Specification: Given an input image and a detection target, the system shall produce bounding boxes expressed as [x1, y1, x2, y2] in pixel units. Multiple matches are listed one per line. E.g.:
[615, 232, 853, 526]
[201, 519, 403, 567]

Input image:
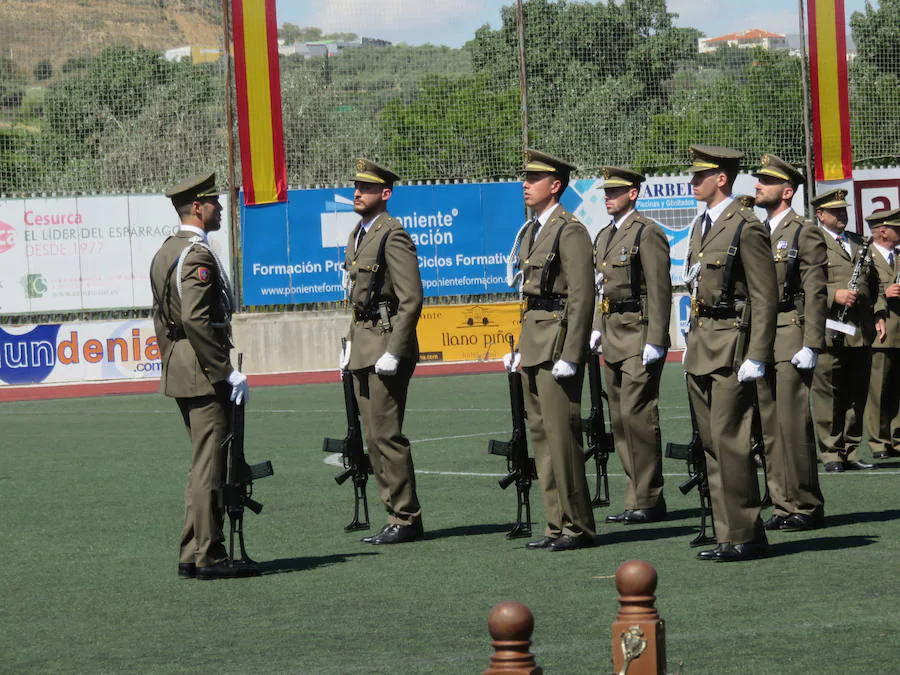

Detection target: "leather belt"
[695, 304, 740, 319]
[777, 300, 796, 312]
[353, 307, 397, 322]
[525, 295, 566, 312]
[603, 298, 641, 314]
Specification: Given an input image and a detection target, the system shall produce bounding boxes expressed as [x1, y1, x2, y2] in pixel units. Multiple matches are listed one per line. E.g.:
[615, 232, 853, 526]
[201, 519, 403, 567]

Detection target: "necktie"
[838, 235, 850, 257]
[889, 250, 895, 268]
[527, 217, 539, 250]
[700, 212, 711, 241]
[356, 225, 367, 250]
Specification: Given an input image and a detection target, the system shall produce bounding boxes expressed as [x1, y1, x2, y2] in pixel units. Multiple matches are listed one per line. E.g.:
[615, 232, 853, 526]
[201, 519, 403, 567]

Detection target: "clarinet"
[836, 236, 872, 325]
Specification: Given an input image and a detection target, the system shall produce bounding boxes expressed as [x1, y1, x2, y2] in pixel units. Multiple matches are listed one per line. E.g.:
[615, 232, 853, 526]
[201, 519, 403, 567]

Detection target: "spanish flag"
[232, 0, 287, 205]
[808, 0, 853, 181]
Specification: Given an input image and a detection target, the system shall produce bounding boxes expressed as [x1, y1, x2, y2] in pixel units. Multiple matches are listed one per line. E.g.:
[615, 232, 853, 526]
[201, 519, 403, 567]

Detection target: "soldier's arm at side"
[741, 220, 777, 363]
[559, 223, 595, 363]
[180, 248, 232, 383]
[384, 228, 424, 356]
[798, 224, 828, 350]
[641, 224, 672, 348]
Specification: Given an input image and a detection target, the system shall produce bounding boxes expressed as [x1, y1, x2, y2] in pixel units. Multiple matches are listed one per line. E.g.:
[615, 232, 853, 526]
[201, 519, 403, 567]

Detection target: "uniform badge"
[777, 240, 788, 249]
[198, 267, 210, 281]
[619, 246, 628, 262]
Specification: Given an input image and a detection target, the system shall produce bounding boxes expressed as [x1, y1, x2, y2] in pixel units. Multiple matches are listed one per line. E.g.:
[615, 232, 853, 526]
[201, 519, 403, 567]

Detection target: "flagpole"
[222, 0, 242, 307]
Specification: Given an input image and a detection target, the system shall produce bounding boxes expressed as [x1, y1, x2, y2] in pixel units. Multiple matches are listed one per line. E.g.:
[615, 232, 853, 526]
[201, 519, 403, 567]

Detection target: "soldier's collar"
[179, 224, 208, 242]
[536, 202, 561, 227]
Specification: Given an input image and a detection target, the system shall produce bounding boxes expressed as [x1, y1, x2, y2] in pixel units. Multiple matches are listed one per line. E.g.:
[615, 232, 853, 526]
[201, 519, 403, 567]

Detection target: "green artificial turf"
[2, 364, 898, 673]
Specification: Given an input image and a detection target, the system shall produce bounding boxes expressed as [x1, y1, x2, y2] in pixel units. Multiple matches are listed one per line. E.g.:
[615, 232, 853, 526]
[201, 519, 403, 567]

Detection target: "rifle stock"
[582, 351, 614, 507]
[323, 340, 372, 532]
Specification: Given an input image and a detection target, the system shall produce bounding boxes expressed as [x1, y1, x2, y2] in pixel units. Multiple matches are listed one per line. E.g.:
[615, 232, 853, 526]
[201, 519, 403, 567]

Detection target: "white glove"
[642, 343, 664, 366]
[736, 358, 766, 383]
[790, 346, 818, 370]
[551, 359, 577, 380]
[339, 340, 351, 371]
[681, 347, 688, 364]
[502, 351, 521, 372]
[227, 370, 249, 405]
[589, 330, 602, 353]
[374, 352, 400, 376]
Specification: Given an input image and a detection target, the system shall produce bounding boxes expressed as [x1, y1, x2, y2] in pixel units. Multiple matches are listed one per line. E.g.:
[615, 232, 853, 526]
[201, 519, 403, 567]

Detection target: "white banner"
[0, 194, 231, 313]
[0, 319, 162, 386]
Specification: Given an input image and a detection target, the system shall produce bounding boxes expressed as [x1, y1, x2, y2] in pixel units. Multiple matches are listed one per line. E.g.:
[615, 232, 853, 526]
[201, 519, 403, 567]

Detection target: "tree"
[33, 60, 53, 81]
[0, 56, 26, 109]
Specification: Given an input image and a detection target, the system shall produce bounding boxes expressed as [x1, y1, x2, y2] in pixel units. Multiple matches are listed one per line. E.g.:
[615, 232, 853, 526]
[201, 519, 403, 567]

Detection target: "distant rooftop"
[706, 28, 785, 43]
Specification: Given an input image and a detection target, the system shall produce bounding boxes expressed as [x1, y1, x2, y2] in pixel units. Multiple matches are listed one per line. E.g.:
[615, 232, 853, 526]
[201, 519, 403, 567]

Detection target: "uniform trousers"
[686, 369, 764, 544]
[176, 384, 230, 567]
[353, 361, 422, 526]
[523, 363, 596, 540]
[811, 347, 871, 463]
[756, 362, 823, 517]
[865, 348, 900, 455]
[604, 355, 664, 509]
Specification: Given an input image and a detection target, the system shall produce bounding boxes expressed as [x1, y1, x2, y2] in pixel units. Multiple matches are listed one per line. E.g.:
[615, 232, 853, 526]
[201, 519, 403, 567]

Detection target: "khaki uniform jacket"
[150, 231, 233, 398]
[768, 212, 828, 362]
[870, 248, 900, 349]
[592, 211, 672, 364]
[345, 212, 423, 369]
[518, 206, 595, 368]
[821, 230, 879, 348]
[684, 200, 777, 375]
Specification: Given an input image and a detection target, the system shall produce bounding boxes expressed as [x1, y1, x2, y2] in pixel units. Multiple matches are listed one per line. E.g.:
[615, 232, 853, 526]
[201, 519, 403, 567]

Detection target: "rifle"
[323, 338, 372, 532]
[664, 383, 715, 547]
[219, 354, 274, 571]
[488, 335, 536, 538]
[582, 350, 614, 507]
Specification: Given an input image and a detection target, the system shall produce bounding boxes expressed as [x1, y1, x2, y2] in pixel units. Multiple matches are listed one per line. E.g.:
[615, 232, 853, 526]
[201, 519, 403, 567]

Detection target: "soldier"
[810, 189, 882, 472]
[341, 159, 425, 545]
[150, 172, 254, 579]
[504, 149, 596, 551]
[590, 167, 671, 525]
[864, 208, 900, 460]
[751, 154, 828, 532]
[682, 145, 777, 562]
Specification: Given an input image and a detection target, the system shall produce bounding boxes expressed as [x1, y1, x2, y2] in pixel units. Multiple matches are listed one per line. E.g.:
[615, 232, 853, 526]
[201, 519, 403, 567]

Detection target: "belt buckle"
[600, 298, 610, 314]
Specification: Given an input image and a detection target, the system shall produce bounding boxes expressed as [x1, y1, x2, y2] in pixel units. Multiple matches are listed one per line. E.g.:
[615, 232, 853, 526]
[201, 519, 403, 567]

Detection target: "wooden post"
[484, 601, 542, 674]
[611, 560, 665, 675]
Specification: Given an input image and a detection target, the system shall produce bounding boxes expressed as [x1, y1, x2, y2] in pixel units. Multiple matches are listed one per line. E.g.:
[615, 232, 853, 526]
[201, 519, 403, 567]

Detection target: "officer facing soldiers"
[341, 159, 425, 545]
[810, 189, 882, 472]
[864, 208, 900, 461]
[150, 173, 254, 579]
[682, 145, 777, 562]
[590, 167, 671, 525]
[504, 149, 596, 551]
[751, 154, 828, 532]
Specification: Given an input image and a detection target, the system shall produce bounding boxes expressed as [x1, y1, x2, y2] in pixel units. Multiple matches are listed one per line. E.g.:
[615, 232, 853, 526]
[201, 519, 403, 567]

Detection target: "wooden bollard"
[611, 560, 665, 675]
[484, 601, 542, 674]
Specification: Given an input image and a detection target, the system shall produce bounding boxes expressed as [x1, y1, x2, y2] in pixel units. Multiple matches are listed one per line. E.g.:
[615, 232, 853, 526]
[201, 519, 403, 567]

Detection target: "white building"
[698, 29, 788, 54]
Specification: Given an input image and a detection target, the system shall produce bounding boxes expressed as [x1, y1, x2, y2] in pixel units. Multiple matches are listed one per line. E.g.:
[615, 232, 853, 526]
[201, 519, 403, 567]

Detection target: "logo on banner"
[0, 325, 61, 384]
[21, 274, 48, 298]
[0, 221, 16, 254]
[320, 193, 359, 248]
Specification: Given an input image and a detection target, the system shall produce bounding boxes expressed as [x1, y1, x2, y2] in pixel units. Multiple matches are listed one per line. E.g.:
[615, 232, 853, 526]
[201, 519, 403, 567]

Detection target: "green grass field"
[3, 363, 899, 673]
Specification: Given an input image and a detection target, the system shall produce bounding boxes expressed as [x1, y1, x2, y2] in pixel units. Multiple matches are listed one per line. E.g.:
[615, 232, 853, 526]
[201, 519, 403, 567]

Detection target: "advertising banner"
[0, 194, 231, 314]
[0, 319, 161, 386]
[416, 302, 521, 363]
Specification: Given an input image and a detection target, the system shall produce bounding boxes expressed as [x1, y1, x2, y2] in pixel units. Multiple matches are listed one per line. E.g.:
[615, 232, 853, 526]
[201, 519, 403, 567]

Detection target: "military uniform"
[750, 155, 827, 526]
[810, 190, 881, 470]
[516, 150, 596, 546]
[864, 208, 900, 459]
[344, 160, 424, 534]
[683, 146, 777, 551]
[150, 173, 235, 571]
[592, 167, 671, 517]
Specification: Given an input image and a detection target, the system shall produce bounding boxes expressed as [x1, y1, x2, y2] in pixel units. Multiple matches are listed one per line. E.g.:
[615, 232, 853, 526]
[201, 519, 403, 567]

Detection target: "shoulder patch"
[197, 267, 210, 282]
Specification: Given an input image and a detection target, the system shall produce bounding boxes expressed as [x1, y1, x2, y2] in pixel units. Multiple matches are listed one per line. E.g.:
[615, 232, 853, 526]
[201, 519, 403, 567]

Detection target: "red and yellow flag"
[808, 0, 853, 181]
[232, 0, 287, 205]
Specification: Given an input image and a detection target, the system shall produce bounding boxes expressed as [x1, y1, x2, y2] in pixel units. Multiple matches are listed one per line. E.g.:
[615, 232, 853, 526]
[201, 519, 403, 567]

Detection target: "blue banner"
[242, 183, 524, 305]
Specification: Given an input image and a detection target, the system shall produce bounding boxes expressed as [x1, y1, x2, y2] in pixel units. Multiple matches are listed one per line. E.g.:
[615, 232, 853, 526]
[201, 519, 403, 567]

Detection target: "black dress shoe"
[763, 514, 786, 531]
[526, 536, 556, 549]
[845, 460, 875, 470]
[196, 560, 261, 579]
[178, 563, 196, 579]
[696, 544, 726, 561]
[872, 449, 899, 460]
[549, 535, 594, 551]
[781, 512, 825, 531]
[824, 461, 845, 473]
[605, 511, 632, 524]
[370, 521, 424, 545]
[623, 500, 667, 525]
[360, 524, 390, 544]
[715, 540, 769, 563]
